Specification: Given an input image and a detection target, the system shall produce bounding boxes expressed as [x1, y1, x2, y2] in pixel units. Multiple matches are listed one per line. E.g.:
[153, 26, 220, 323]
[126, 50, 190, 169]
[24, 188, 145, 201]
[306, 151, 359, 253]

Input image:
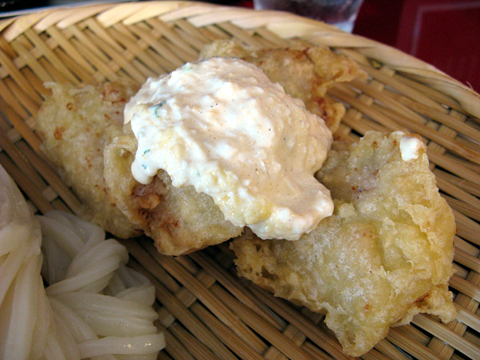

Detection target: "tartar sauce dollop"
[125, 57, 333, 240]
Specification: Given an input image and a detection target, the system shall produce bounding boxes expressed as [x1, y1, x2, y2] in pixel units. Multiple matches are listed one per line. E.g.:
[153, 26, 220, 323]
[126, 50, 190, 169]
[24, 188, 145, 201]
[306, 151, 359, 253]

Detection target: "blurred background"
[1, 0, 479, 91]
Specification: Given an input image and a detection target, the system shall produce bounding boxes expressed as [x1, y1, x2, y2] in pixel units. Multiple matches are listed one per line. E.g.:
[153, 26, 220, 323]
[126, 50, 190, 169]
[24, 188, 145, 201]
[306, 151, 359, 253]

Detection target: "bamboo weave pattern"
[1, 2, 480, 359]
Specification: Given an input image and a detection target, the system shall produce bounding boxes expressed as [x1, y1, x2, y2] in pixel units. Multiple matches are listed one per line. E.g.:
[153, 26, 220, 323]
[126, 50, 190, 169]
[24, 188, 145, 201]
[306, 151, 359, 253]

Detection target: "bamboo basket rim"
[1, 2, 480, 360]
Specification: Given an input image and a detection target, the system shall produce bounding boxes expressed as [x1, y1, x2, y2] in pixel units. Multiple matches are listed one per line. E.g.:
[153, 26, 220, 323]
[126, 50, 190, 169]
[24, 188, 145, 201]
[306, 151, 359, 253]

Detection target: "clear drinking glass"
[253, 0, 364, 33]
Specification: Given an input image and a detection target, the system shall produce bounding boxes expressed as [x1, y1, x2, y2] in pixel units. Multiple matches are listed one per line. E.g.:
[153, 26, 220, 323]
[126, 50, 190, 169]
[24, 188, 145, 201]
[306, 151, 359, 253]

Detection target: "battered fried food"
[36, 43, 365, 255]
[36, 82, 141, 238]
[103, 133, 243, 255]
[200, 40, 366, 132]
[230, 131, 456, 356]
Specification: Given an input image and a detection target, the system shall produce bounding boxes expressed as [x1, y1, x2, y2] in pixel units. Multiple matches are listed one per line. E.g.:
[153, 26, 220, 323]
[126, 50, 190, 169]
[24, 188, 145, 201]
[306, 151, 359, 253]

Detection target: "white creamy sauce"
[400, 134, 424, 161]
[125, 57, 334, 240]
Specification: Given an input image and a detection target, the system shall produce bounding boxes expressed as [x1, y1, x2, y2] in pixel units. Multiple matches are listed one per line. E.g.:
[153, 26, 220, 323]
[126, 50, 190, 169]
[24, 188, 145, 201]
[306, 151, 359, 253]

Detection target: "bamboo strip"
[163, 266, 270, 359]
[0, 78, 31, 119]
[53, 4, 113, 30]
[455, 237, 480, 258]
[434, 169, 480, 198]
[1, 11, 50, 42]
[95, 2, 147, 28]
[449, 275, 480, 303]
[190, 302, 267, 360]
[37, 55, 70, 84]
[0, 129, 45, 190]
[206, 283, 315, 360]
[129, 23, 185, 67]
[156, 322, 196, 360]
[351, 78, 430, 125]
[248, 285, 354, 360]
[436, 176, 480, 212]
[330, 85, 411, 131]
[20, 66, 50, 98]
[0, 47, 43, 105]
[217, 22, 265, 48]
[84, 29, 145, 83]
[427, 266, 480, 357]
[4, 76, 40, 118]
[385, 327, 442, 360]
[189, 251, 286, 330]
[0, 153, 53, 214]
[456, 136, 480, 153]
[455, 304, 480, 333]
[383, 89, 480, 143]
[139, 241, 270, 352]
[10, 38, 53, 84]
[413, 314, 480, 360]
[266, 325, 311, 360]
[426, 151, 480, 188]
[452, 209, 480, 246]
[301, 342, 334, 360]
[358, 63, 445, 112]
[454, 248, 480, 274]
[357, 344, 396, 360]
[204, 24, 231, 41]
[443, 152, 480, 174]
[1, 3, 479, 359]
[54, 47, 96, 84]
[210, 281, 283, 332]
[142, 249, 308, 359]
[158, 350, 175, 360]
[464, 331, 480, 347]
[140, 240, 308, 360]
[340, 110, 389, 134]
[453, 263, 469, 279]
[125, 249, 238, 360]
[254, 27, 290, 48]
[67, 23, 112, 64]
[107, 26, 165, 76]
[174, 255, 200, 274]
[392, 325, 431, 346]
[45, 26, 95, 76]
[81, 17, 124, 54]
[154, 34, 197, 66]
[332, 87, 480, 185]
[0, 97, 42, 151]
[24, 28, 78, 84]
[444, 195, 480, 222]
[68, 37, 117, 82]
[126, 1, 200, 25]
[372, 101, 480, 165]
[145, 18, 199, 58]
[33, 7, 78, 33]
[393, 73, 463, 112]
[168, 321, 222, 360]
[171, 25, 209, 53]
[174, 19, 211, 44]
[142, 242, 304, 358]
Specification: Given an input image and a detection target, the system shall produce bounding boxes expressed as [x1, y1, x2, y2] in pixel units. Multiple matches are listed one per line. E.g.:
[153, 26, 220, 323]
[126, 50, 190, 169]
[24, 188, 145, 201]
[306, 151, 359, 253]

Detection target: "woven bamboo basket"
[1, 1, 480, 359]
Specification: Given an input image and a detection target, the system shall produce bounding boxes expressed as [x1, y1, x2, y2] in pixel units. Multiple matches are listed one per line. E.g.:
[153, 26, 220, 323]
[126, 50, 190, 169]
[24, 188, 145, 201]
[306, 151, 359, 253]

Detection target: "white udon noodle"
[0, 165, 165, 360]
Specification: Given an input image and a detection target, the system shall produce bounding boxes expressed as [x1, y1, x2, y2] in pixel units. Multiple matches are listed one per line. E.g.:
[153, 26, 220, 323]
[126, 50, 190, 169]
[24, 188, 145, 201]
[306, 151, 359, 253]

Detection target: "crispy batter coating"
[36, 82, 141, 238]
[200, 40, 366, 132]
[104, 133, 243, 256]
[230, 131, 456, 356]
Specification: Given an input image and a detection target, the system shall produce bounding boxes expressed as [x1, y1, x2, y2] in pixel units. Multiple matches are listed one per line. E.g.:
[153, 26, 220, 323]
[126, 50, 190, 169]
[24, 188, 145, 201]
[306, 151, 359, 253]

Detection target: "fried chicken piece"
[230, 131, 456, 356]
[200, 40, 366, 132]
[103, 134, 243, 256]
[36, 82, 141, 238]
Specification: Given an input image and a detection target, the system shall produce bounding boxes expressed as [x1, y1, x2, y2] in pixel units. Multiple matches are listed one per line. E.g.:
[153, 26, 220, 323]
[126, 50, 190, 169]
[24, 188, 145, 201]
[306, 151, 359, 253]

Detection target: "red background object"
[2, 0, 478, 92]
[354, 0, 480, 92]
[229, 0, 480, 92]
